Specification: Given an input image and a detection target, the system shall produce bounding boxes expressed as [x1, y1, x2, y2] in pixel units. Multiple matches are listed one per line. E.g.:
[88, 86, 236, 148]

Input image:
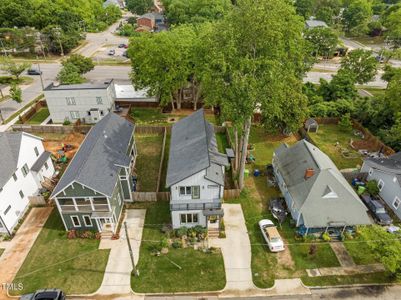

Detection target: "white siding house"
[0, 132, 55, 235]
[361, 153, 401, 221]
[44, 81, 116, 124]
[166, 109, 229, 229]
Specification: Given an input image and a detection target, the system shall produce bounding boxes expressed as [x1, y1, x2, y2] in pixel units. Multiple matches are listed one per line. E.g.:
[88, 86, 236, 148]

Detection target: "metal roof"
[114, 84, 156, 102]
[274, 140, 371, 228]
[51, 113, 135, 198]
[44, 80, 113, 91]
[166, 109, 229, 187]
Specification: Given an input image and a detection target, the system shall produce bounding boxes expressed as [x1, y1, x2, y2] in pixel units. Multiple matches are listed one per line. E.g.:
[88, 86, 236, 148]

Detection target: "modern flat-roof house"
[166, 109, 229, 229]
[44, 80, 116, 124]
[51, 113, 137, 234]
[114, 83, 157, 104]
[361, 153, 401, 221]
[0, 132, 55, 235]
[273, 140, 371, 234]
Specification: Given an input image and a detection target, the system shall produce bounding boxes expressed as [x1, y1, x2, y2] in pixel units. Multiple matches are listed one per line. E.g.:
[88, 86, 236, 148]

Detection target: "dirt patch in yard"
[43, 132, 85, 160]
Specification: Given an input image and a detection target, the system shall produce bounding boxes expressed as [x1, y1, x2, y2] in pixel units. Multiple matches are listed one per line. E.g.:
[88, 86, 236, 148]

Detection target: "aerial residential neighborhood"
[1, 0, 401, 300]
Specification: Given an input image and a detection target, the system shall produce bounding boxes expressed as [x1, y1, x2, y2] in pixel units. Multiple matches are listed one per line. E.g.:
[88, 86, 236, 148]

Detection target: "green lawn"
[135, 133, 164, 192]
[11, 209, 110, 295]
[344, 238, 379, 265]
[26, 108, 50, 124]
[360, 87, 386, 98]
[130, 107, 219, 125]
[131, 202, 226, 293]
[216, 132, 229, 153]
[289, 244, 340, 270]
[308, 124, 363, 170]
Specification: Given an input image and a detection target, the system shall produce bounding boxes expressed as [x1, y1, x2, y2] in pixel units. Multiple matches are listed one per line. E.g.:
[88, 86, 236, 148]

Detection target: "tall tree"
[0, 58, 31, 81]
[304, 27, 339, 58]
[62, 54, 94, 74]
[57, 63, 85, 85]
[203, 0, 308, 188]
[340, 49, 378, 84]
[9, 83, 22, 104]
[342, 0, 372, 36]
[295, 0, 314, 19]
[126, 0, 154, 15]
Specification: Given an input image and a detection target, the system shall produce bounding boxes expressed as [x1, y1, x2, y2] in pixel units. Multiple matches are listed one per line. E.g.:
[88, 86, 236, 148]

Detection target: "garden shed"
[305, 118, 319, 133]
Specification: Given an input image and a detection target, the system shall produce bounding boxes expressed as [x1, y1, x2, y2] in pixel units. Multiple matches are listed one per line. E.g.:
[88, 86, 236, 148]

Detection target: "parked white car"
[258, 219, 285, 252]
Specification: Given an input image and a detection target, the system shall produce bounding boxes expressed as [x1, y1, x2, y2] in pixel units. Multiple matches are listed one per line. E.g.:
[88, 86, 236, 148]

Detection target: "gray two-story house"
[273, 139, 371, 234]
[50, 113, 136, 233]
[361, 153, 401, 221]
[166, 109, 229, 229]
[44, 80, 116, 124]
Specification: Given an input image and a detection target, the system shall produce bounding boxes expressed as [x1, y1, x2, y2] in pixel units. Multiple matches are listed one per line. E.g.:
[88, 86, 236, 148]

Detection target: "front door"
[98, 218, 113, 232]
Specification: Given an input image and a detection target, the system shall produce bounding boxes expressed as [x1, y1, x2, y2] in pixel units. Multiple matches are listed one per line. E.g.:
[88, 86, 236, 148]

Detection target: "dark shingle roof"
[51, 113, 135, 198]
[166, 109, 228, 187]
[364, 152, 401, 175]
[0, 132, 23, 189]
[31, 151, 51, 172]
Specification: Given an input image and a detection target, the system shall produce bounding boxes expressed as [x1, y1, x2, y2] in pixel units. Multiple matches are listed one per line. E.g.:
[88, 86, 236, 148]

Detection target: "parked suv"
[361, 194, 392, 225]
[20, 289, 65, 300]
[27, 69, 42, 75]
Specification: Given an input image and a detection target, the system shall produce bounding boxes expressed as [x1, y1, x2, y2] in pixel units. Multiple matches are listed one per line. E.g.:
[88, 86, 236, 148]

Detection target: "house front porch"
[204, 209, 224, 238]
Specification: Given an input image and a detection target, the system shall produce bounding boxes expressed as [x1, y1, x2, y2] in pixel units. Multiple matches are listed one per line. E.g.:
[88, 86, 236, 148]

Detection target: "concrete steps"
[101, 231, 113, 239]
[208, 228, 220, 238]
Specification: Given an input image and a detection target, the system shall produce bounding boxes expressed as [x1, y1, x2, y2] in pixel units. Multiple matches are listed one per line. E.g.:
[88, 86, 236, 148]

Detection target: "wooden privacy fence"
[224, 189, 241, 199]
[12, 124, 92, 134]
[19, 99, 47, 123]
[28, 195, 46, 206]
[156, 127, 167, 192]
[132, 192, 170, 202]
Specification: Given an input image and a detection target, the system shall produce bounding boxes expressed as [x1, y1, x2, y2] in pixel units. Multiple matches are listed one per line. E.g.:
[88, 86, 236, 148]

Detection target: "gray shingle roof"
[166, 109, 229, 187]
[364, 152, 401, 175]
[305, 118, 318, 127]
[274, 140, 371, 228]
[51, 113, 135, 198]
[31, 151, 51, 172]
[0, 132, 23, 189]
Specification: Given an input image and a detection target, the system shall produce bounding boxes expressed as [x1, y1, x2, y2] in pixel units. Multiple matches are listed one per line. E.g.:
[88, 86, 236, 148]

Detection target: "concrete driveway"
[0, 207, 52, 299]
[210, 203, 254, 293]
[96, 209, 146, 296]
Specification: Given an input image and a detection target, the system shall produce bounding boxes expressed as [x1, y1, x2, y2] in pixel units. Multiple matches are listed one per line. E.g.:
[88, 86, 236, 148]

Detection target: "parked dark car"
[20, 289, 65, 300]
[269, 197, 287, 224]
[27, 69, 42, 75]
[361, 194, 392, 225]
[118, 43, 126, 48]
[108, 49, 116, 56]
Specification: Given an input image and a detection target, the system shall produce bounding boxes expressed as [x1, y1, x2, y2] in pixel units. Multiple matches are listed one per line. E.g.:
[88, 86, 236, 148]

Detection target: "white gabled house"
[0, 132, 55, 235]
[166, 109, 229, 229]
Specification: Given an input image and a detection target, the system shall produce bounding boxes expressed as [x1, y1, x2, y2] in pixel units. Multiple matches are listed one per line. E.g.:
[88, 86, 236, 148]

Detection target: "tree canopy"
[304, 27, 339, 57]
[126, 0, 154, 15]
[340, 49, 378, 84]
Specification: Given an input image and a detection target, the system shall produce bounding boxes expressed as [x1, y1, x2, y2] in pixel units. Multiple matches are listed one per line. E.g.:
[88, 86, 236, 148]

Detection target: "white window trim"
[378, 179, 385, 191]
[180, 213, 199, 224]
[83, 215, 93, 227]
[71, 215, 81, 227]
[393, 197, 401, 210]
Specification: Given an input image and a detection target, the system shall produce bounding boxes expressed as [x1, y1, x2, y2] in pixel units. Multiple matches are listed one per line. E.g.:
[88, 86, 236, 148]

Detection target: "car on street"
[27, 69, 42, 75]
[118, 43, 128, 48]
[361, 194, 392, 225]
[108, 49, 116, 56]
[258, 219, 285, 252]
[20, 289, 65, 300]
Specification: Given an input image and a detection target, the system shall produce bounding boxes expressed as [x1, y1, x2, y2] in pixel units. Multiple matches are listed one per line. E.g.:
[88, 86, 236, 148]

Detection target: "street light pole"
[36, 57, 44, 90]
[124, 221, 139, 277]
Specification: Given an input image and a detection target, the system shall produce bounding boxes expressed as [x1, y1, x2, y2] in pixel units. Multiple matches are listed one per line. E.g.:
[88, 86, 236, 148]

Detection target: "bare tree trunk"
[192, 82, 197, 110]
[170, 92, 175, 111]
[238, 116, 251, 190]
[234, 127, 239, 171]
[177, 89, 182, 110]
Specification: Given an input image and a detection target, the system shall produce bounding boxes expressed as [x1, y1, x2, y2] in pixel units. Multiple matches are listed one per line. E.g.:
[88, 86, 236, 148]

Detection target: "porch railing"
[170, 202, 221, 211]
[59, 204, 109, 212]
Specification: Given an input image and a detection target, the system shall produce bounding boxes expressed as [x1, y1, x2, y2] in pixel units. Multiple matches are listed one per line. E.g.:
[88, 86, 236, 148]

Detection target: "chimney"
[304, 168, 314, 180]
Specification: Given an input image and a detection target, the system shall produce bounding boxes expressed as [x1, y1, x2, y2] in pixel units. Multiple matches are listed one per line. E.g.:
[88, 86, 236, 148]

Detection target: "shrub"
[67, 230, 77, 239]
[63, 119, 71, 125]
[219, 231, 226, 238]
[193, 225, 207, 240]
[175, 227, 188, 238]
[172, 240, 182, 249]
[159, 237, 169, 249]
[366, 180, 380, 196]
[339, 113, 353, 132]
[322, 232, 331, 242]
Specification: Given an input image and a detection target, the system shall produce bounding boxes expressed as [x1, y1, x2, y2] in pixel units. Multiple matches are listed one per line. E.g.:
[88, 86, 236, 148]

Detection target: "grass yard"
[216, 132, 229, 153]
[361, 87, 386, 98]
[344, 238, 379, 265]
[289, 244, 340, 270]
[130, 107, 219, 125]
[302, 271, 395, 286]
[26, 108, 50, 124]
[131, 202, 226, 293]
[308, 124, 363, 170]
[135, 133, 164, 192]
[11, 210, 110, 295]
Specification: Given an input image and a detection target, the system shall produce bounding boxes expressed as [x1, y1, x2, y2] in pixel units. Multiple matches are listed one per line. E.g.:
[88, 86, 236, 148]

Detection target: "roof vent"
[304, 168, 314, 180]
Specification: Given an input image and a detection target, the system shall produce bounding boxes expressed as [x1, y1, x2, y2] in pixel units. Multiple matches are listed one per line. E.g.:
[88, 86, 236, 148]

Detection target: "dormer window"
[322, 186, 338, 199]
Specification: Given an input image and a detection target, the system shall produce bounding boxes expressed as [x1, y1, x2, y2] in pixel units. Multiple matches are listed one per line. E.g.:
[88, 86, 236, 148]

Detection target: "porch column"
[72, 197, 78, 211]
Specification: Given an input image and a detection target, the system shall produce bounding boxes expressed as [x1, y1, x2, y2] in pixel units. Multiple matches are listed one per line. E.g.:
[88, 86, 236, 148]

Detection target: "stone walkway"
[0, 207, 52, 299]
[330, 242, 355, 267]
[96, 209, 146, 295]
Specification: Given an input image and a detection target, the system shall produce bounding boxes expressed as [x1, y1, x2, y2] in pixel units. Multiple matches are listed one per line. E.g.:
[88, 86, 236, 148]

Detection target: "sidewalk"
[96, 209, 146, 295]
[0, 207, 52, 299]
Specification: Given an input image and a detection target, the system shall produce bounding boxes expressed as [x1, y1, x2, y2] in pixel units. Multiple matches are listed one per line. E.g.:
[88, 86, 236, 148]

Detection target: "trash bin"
[253, 169, 260, 177]
[244, 169, 250, 177]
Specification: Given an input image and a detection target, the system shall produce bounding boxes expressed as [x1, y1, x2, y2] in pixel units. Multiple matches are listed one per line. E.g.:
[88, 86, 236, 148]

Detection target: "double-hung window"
[66, 97, 76, 105]
[70, 111, 80, 119]
[180, 213, 198, 224]
[393, 197, 401, 210]
[21, 163, 29, 177]
[378, 179, 384, 191]
[71, 216, 81, 227]
[83, 215, 92, 227]
[179, 186, 200, 199]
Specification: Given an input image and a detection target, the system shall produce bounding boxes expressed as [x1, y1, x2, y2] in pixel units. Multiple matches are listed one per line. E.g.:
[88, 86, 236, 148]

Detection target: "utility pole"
[124, 221, 139, 277]
[37, 58, 44, 90]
